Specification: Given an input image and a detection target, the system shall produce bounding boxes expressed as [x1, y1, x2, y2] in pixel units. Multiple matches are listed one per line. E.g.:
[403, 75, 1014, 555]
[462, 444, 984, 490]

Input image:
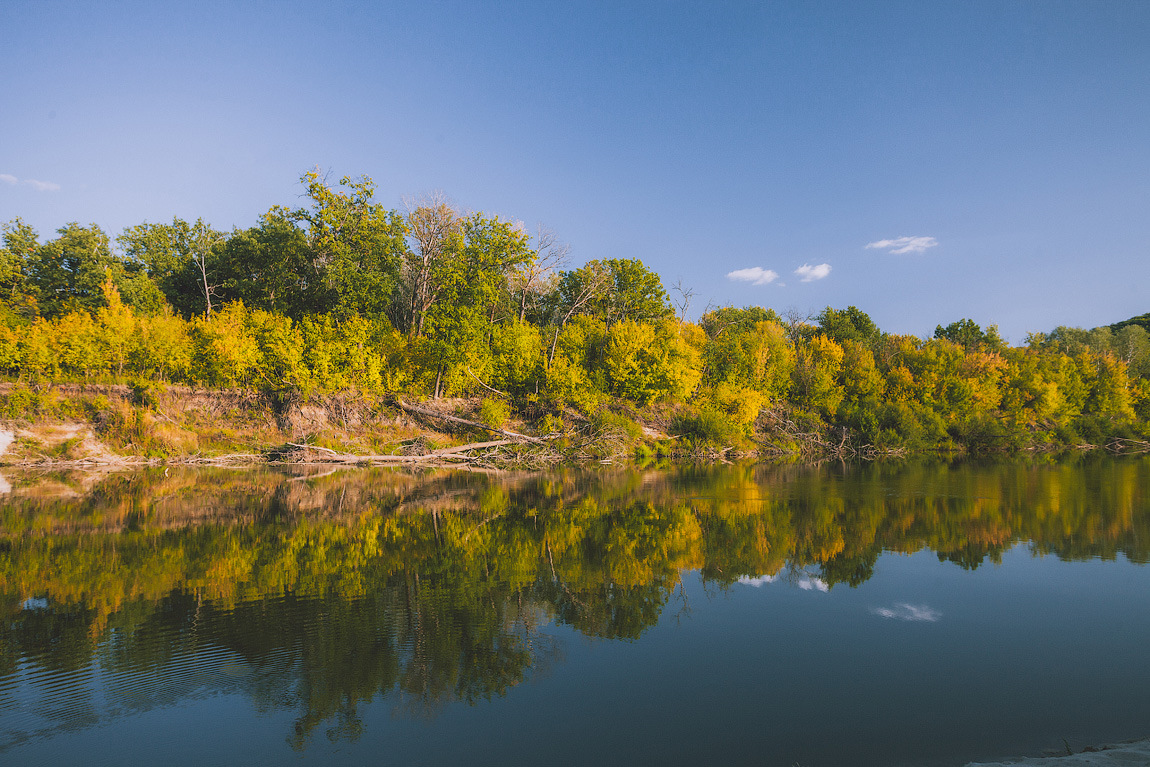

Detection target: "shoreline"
[965, 738, 1150, 766]
[0, 381, 1146, 471]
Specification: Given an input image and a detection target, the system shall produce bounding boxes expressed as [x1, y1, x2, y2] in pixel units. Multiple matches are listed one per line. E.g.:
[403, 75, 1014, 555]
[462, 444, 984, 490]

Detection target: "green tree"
[118, 217, 225, 318]
[489, 319, 544, 394]
[400, 195, 462, 338]
[554, 258, 671, 329]
[285, 170, 408, 320]
[1114, 325, 1150, 380]
[699, 307, 793, 400]
[817, 305, 882, 349]
[544, 315, 609, 410]
[791, 334, 846, 418]
[24, 222, 165, 319]
[415, 213, 536, 396]
[934, 318, 1005, 352]
[215, 213, 317, 317]
[0, 218, 39, 320]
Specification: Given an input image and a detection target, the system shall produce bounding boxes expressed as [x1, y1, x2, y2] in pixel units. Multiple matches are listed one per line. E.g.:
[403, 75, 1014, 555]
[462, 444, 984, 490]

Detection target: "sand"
[966, 739, 1150, 766]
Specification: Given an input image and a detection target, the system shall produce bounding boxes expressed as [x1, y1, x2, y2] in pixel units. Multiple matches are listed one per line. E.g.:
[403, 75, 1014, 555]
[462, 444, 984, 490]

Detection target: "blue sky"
[2, 0, 1148, 341]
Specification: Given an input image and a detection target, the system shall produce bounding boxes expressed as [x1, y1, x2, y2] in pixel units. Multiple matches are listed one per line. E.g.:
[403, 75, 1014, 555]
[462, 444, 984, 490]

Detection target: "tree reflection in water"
[1, 457, 1148, 749]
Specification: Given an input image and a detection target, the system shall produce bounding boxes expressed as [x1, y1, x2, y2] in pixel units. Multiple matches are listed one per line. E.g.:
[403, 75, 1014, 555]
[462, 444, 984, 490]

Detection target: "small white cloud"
[727, 267, 779, 286]
[871, 603, 940, 622]
[865, 236, 938, 255]
[794, 263, 831, 282]
[0, 174, 17, 185]
[24, 178, 60, 192]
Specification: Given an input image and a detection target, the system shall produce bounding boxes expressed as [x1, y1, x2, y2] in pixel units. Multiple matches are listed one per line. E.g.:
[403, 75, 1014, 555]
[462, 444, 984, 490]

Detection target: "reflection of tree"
[2, 457, 1150, 749]
[820, 549, 879, 586]
[541, 580, 669, 641]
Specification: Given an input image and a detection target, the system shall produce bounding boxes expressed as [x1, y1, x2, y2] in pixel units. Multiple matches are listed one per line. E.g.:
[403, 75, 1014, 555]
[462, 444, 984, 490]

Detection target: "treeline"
[2, 171, 1149, 453]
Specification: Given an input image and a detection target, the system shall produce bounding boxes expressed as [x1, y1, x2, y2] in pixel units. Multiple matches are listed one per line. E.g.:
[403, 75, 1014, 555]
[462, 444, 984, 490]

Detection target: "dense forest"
[2, 171, 1148, 456]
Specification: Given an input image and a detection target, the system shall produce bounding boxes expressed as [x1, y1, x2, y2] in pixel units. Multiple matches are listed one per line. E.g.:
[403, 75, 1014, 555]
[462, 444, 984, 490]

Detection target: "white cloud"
[0, 174, 17, 185]
[794, 263, 831, 282]
[24, 178, 60, 192]
[871, 603, 940, 622]
[865, 236, 938, 254]
[727, 266, 779, 286]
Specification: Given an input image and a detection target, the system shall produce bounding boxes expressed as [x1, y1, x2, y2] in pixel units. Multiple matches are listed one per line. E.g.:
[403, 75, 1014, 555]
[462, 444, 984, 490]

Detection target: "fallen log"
[284, 437, 524, 465]
[430, 439, 516, 455]
[395, 399, 547, 444]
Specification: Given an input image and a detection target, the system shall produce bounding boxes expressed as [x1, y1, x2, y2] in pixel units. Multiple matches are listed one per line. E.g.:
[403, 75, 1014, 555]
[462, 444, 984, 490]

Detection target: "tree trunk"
[548, 325, 561, 367]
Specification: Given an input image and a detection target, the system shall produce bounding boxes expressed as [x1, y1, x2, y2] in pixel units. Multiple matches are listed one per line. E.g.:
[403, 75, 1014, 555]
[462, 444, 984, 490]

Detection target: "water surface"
[2, 458, 1148, 766]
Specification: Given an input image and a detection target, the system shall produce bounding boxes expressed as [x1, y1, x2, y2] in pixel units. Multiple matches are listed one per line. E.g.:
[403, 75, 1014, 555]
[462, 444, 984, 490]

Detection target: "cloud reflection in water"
[871, 603, 940, 622]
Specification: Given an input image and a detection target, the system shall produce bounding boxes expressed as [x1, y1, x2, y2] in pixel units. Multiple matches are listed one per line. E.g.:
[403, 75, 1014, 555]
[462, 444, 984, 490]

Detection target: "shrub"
[671, 406, 741, 448]
[479, 398, 511, 429]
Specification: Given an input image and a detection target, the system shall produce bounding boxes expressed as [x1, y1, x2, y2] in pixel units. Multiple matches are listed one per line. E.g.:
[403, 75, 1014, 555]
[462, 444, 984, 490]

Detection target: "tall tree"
[402, 193, 461, 338]
[934, 318, 1005, 352]
[0, 218, 40, 319]
[285, 170, 408, 319]
[818, 306, 882, 349]
[552, 257, 671, 330]
[509, 226, 567, 323]
[119, 217, 225, 318]
[416, 213, 535, 396]
[27, 222, 164, 318]
[214, 212, 316, 317]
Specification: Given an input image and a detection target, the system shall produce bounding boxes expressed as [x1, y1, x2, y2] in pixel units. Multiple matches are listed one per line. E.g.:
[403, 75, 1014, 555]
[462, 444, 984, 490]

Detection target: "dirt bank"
[966, 739, 1150, 766]
[0, 382, 640, 468]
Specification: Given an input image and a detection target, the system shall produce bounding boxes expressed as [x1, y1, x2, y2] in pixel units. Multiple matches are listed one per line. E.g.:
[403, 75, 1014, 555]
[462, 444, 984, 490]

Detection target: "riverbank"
[0, 382, 675, 468]
[966, 738, 1150, 766]
[1, 381, 1143, 468]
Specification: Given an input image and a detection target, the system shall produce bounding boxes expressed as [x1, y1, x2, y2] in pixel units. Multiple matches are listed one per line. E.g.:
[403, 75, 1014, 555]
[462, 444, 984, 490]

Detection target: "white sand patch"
[0, 430, 14, 456]
[967, 739, 1150, 766]
[640, 425, 670, 440]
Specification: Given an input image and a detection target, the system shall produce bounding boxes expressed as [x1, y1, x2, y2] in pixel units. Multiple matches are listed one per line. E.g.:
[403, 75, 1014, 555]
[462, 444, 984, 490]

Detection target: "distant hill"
[1109, 313, 1150, 333]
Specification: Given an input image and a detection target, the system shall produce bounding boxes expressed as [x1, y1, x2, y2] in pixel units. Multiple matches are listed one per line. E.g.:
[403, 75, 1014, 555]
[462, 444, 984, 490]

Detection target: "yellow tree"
[95, 280, 138, 378]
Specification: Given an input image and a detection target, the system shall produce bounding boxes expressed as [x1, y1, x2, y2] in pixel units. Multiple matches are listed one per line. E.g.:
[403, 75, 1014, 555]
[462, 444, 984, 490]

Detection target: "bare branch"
[671, 277, 695, 324]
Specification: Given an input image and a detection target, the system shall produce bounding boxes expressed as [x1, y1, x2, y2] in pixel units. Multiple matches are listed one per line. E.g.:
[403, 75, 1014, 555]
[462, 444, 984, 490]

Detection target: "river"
[2, 458, 1148, 766]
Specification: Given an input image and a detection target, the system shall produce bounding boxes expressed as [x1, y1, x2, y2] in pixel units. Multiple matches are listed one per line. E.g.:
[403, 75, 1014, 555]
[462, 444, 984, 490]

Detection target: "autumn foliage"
[2, 174, 1148, 454]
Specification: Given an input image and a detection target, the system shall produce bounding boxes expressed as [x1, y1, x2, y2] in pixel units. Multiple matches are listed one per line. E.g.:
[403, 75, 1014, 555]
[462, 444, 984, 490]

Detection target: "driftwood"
[283, 436, 540, 467]
[756, 408, 906, 460]
[281, 397, 586, 467]
[464, 367, 509, 399]
[395, 399, 547, 444]
[1107, 437, 1150, 454]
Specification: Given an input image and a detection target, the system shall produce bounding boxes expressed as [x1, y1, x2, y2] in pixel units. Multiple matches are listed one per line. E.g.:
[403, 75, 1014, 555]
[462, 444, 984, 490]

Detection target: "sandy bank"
[966, 739, 1150, 766]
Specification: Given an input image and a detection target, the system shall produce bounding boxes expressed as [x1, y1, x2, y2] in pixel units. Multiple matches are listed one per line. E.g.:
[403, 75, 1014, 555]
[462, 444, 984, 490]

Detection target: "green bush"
[591, 409, 644, 442]
[671, 406, 741, 447]
[479, 398, 511, 429]
[130, 378, 162, 407]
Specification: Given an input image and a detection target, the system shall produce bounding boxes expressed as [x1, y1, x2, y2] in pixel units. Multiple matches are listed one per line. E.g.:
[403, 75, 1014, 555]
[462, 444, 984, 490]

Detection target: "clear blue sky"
[2, 0, 1148, 342]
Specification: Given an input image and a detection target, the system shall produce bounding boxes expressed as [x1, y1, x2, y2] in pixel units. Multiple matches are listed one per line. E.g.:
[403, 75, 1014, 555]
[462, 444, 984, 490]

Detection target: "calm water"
[1, 458, 1149, 766]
